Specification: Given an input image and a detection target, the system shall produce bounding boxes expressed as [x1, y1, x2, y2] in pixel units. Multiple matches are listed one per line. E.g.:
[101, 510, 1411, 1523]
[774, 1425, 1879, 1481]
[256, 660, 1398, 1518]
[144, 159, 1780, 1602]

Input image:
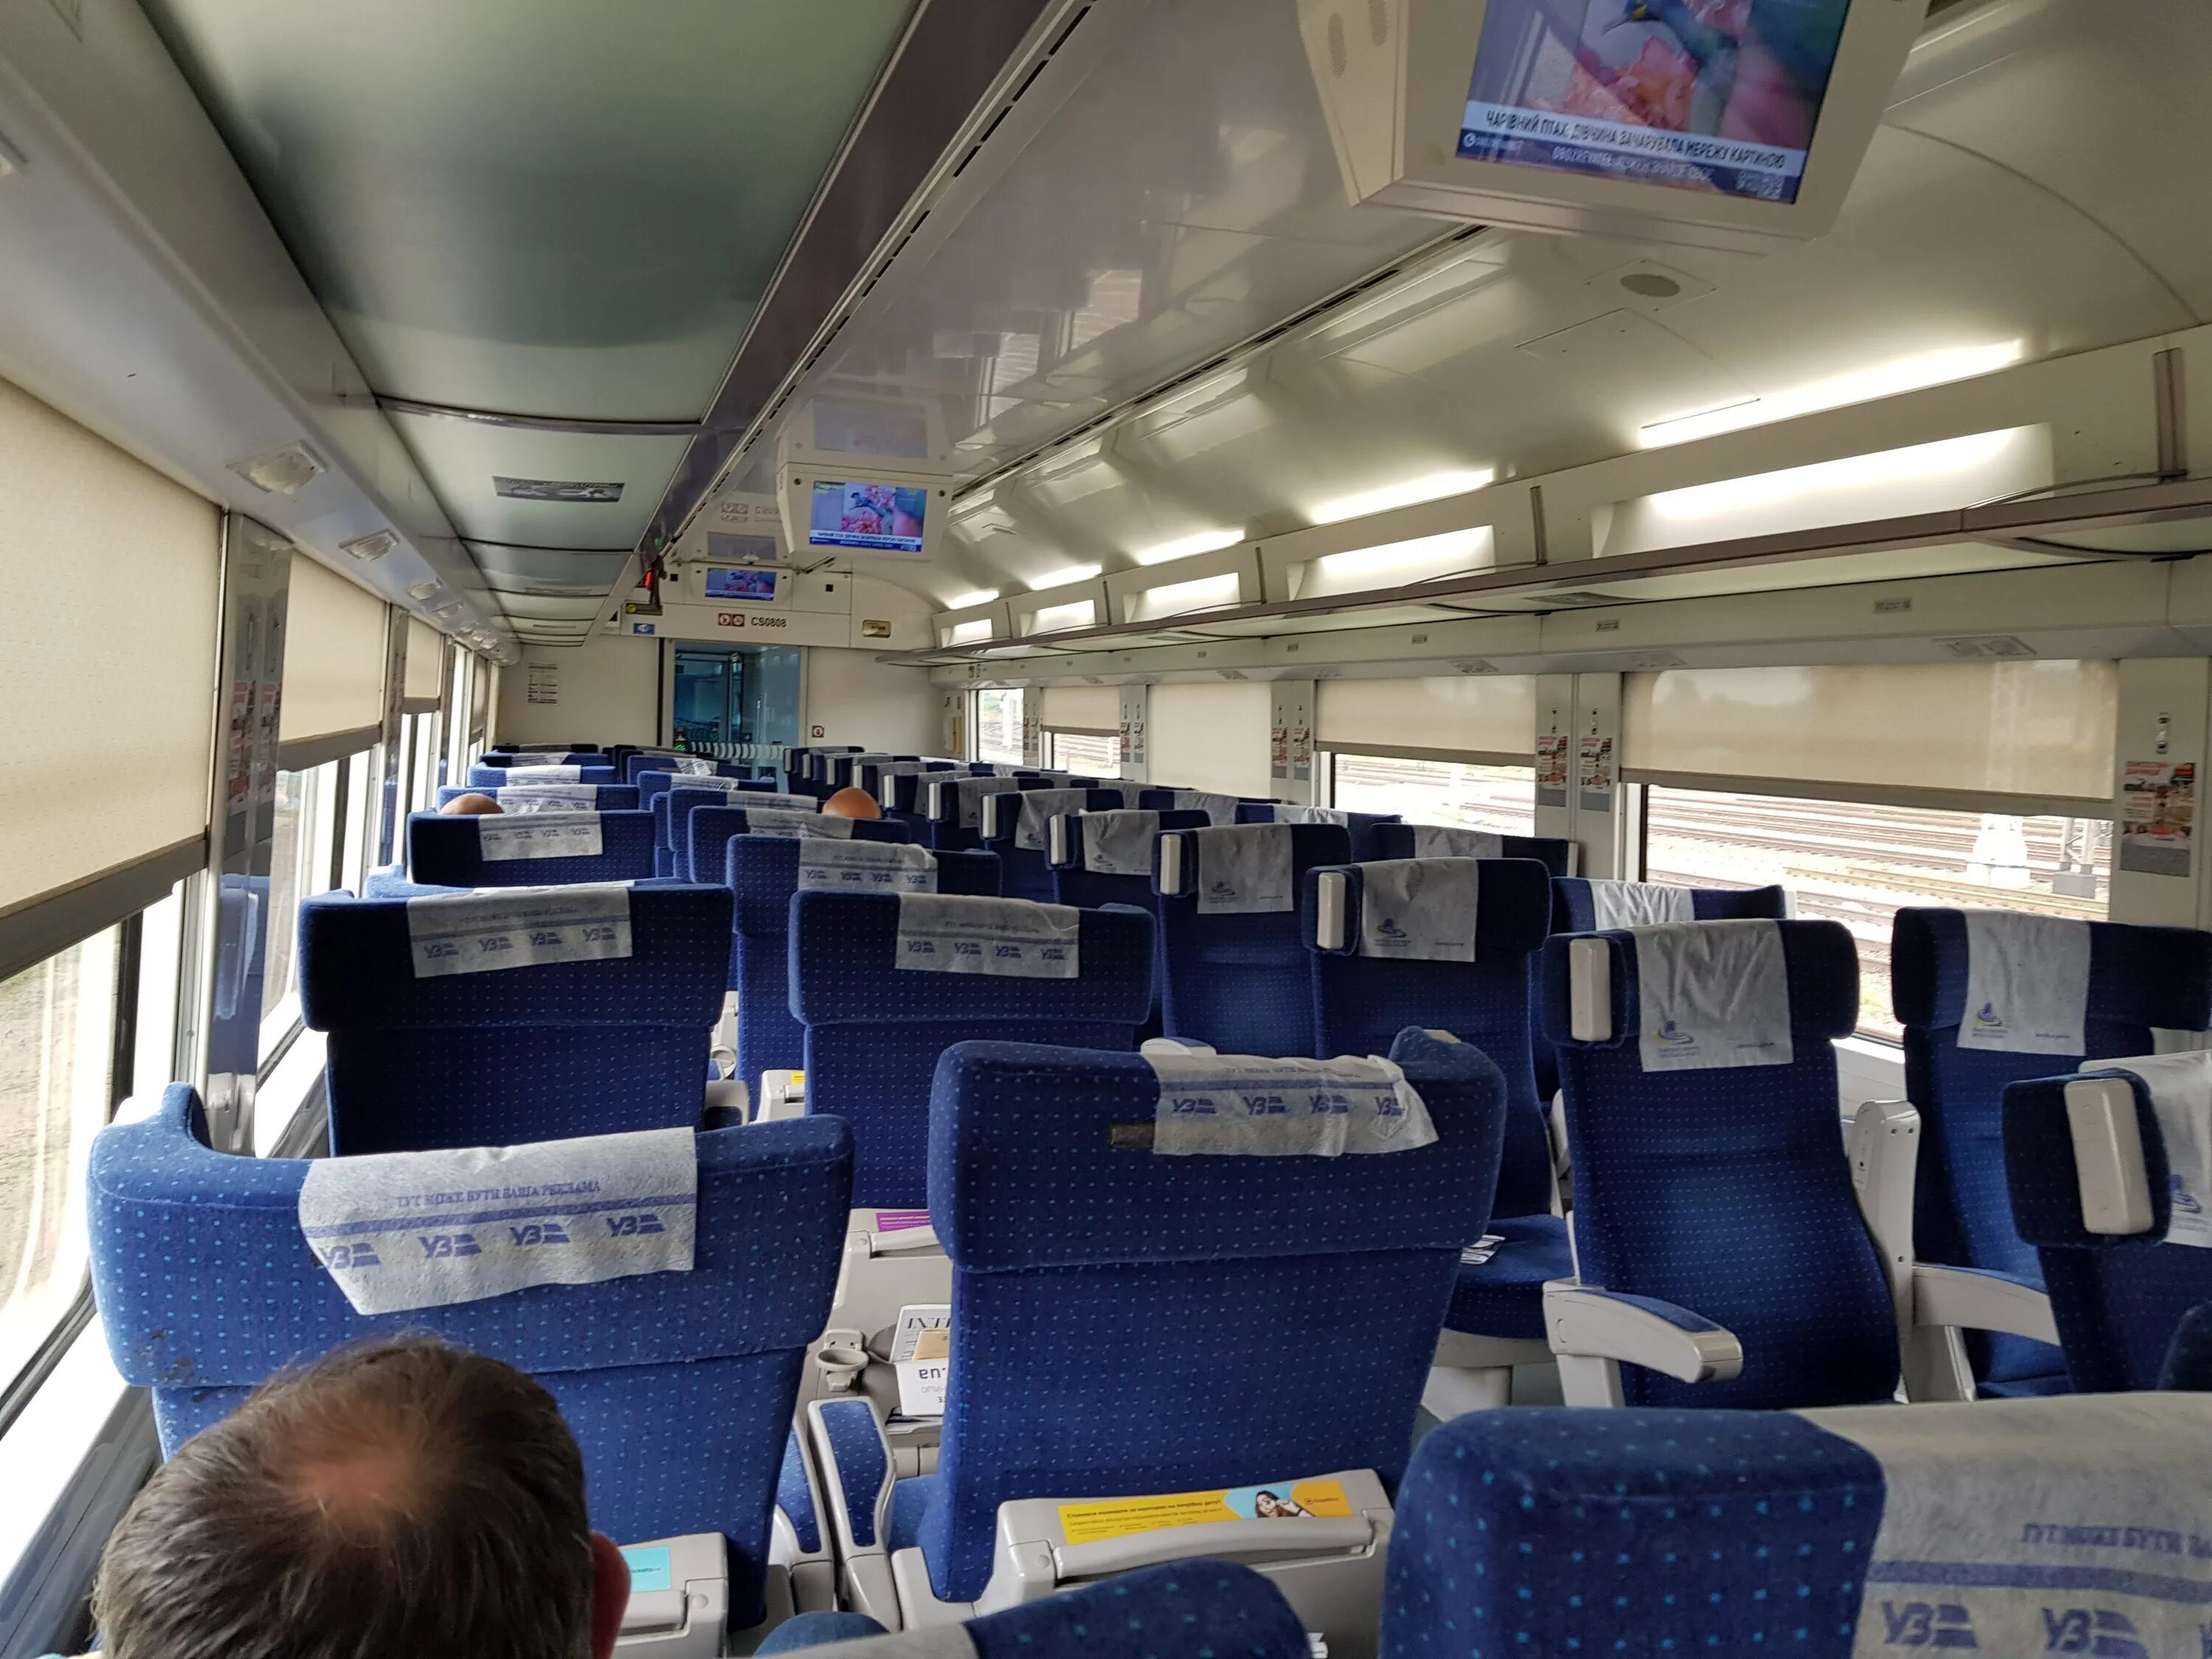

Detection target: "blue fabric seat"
[1153, 823, 1349, 1055]
[407, 808, 658, 886]
[1236, 801, 1399, 862]
[1367, 823, 1576, 874]
[1540, 919, 1900, 1408]
[1048, 808, 1208, 910]
[981, 787, 1133, 902]
[2163, 1303, 2212, 1389]
[900, 1029, 1504, 1604]
[728, 838, 1001, 1086]
[299, 885, 732, 1154]
[467, 762, 614, 789]
[2004, 1065, 2212, 1392]
[88, 1083, 850, 1632]
[437, 783, 640, 810]
[476, 749, 601, 768]
[790, 894, 1153, 1209]
[625, 752, 747, 785]
[679, 796, 897, 883]
[1895, 908, 2212, 1396]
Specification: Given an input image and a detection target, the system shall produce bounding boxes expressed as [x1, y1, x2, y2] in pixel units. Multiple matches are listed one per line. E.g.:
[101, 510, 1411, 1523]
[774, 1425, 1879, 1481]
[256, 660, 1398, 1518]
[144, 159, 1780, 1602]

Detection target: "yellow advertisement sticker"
[1057, 1480, 1352, 1544]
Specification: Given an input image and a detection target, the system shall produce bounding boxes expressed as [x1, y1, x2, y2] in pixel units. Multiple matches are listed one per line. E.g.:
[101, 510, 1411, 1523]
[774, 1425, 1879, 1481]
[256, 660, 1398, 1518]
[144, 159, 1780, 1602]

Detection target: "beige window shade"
[1318, 675, 1535, 762]
[402, 619, 443, 709]
[279, 557, 389, 763]
[1039, 683, 1121, 733]
[0, 374, 220, 921]
[1623, 661, 2117, 809]
[470, 653, 490, 737]
[1150, 681, 1273, 800]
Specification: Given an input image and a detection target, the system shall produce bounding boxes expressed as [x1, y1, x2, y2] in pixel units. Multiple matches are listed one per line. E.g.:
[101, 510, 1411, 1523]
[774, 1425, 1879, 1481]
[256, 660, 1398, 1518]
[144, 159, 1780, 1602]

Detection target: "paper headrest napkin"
[1590, 879, 1694, 930]
[1014, 787, 1092, 850]
[894, 894, 1078, 978]
[404, 883, 632, 978]
[297, 1127, 696, 1315]
[476, 811, 603, 862]
[1357, 858, 1479, 962]
[505, 764, 582, 783]
[1411, 824, 1503, 859]
[1081, 810, 1161, 877]
[746, 806, 855, 841]
[1172, 790, 1240, 828]
[1144, 1048, 1437, 1156]
[2095, 1050, 2212, 1248]
[669, 756, 715, 775]
[941, 776, 1019, 827]
[1632, 919, 1792, 1072]
[799, 839, 937, 894]
[675, 775, 768, 798]
[495, 784, 599, 811]
[1959, 911, 2090, 1055]
[1275, 804, 1349, 827]
[1195, 823, 1295, 915]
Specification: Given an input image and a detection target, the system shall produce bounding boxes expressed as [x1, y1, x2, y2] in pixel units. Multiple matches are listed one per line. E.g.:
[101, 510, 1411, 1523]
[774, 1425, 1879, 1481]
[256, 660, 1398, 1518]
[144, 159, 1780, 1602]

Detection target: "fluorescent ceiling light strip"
[1028, 563, 1101, 591]
[947, 589, 1000, 608]
[1646, 429, 2022, 520]
[1639, 342, 2024, 448]
[1132, 528, 1242, 566]
[1311, 468, 1496, 526]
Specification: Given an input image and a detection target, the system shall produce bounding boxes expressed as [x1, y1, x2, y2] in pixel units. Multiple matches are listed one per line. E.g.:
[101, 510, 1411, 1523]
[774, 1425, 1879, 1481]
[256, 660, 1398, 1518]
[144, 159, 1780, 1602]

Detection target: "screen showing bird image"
[807, 479, 928, 554]
[1459, 0, 1852, 203]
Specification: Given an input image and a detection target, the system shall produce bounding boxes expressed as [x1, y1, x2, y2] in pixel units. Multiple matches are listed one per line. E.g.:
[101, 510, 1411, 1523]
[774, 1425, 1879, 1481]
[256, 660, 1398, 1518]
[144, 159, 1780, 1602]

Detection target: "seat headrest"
[1367, 824, 1576, 876]
[1154, 821, 1354, 897]
[1306, 858, 1551, 959]
[790, 892, 1154, 1023]
[726, 834, 932, 931]
[1538, 919, 1858, 1051]
[1893, 909, 2212, 1034]
[927, 1031, 1501, 1270]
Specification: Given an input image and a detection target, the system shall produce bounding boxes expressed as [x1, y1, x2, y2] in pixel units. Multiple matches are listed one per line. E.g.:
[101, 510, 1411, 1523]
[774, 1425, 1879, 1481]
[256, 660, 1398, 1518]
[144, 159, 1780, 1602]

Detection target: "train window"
[0, 927, 121, 1399]
[1048, 731, 1120, 776]
[973, 689, 1025, 766]
[261, 760, 347, 1040]
[1330, 753, 1536, 835]
[1644, 785, 2112, 1042]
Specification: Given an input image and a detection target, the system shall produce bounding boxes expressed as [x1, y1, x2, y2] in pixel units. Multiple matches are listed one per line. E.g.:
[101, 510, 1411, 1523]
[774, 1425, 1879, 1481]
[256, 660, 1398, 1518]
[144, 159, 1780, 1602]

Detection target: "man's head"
[822, 786, 883, 821]
[441, 792, 505, 815]
[94, 1338, 629, 1659]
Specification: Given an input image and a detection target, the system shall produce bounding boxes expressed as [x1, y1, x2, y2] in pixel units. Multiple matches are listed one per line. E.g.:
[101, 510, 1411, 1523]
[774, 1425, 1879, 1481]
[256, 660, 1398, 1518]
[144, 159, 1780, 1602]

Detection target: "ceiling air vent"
[340, 529, 398, 563]
[1624, 652, 1686, 670]
[494, 477, 625, 503]
[1939, 636, 2037, 658]
[228, 441, 325, 498]
[1452, 658, 1500, 675]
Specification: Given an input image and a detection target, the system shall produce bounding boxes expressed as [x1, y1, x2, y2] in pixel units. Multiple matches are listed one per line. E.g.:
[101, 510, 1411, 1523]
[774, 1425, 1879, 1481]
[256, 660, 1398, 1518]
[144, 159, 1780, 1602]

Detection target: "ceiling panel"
[386, 414, 689, 546]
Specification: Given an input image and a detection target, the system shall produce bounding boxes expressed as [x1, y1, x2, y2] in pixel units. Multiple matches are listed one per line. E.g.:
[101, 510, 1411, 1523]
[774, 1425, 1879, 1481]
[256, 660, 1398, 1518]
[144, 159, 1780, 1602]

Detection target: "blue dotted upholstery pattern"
[969, 1562, 1310, 1659]
[1539, 922, 1900, 1408]
[2005, 1069, 2210, 1391]
[912, 1030, 1503, 1601]
[469, 765, 615, 788]
[815, 1397, 889, 1548]
[299, 886, 732, 1154]
[1237, 803, 1401, 862]
[1444, 1212, 1573, 1341]
[2160, 1303, 2212, 1390]
[779, 1429, 821, 1554]
[636, 767, 751, 814]
[437, 785, 641, 810]
[407, 810, 658, 887]
[792, 894, 1155, 1208]
[1380, 1407, 1884, 1659]
[1153, 824, 1350, 1056]
[1368, 824, 1576, 876]
[1895, 909, 2212, 1392]
[88, 1085, 851, 1627]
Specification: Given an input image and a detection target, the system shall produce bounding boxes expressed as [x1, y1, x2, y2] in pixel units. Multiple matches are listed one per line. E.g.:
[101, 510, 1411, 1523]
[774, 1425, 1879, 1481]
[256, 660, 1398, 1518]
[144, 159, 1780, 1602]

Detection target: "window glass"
[131, 883, 186, 1096]
[263, 762, 338, 1034]
[0, 928, 119, 1396]
[1332, 754, 1535, 834]
[409, 712, 439, 812]
[1644, 785, 2112, 1042]
[974, 689, 1024, 766]
[1048, 730, 1119, 777]
[339, 750, 372, 894]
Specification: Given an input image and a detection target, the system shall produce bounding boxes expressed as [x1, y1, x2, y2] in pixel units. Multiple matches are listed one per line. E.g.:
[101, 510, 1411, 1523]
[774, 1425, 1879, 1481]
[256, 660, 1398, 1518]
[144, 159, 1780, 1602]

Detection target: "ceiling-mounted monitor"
[776, 465, 951, 563]
[703, 566, 779, 602]
[1301, 0, 1925, 252]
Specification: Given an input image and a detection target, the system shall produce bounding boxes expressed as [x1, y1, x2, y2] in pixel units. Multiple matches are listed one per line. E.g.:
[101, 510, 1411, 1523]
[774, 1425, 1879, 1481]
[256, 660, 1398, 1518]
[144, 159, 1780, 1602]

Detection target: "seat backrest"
[437, 783, 641, 812]
[2004, 1063, 2212, 1391]
[920, 773, 1028, 852]
[860, 756, 953, 801]
[2163, 1302, 2212, 1390]
[407, 809, 657, 886]
[679, 794, 891, 882]
[963, 1562, 1307, 1659]
[980, 785, 1133, 902]
[1305, 858, 1554, 1214]
[299, 885, 732, 1153]
[88, 1084, 849, 1629]
[477, 750, 600, 768]
[1236, 801, 1399, 861]
[1134, 787, 1260, 825]
[1540, 919, 1898, 1408]
[790, 893, 1153, 1208]
[917, 1030, 1503, 1602]
[1896, 909, 2211, 1388]
[467, 763, 615, 789]
[1152, 822, 1351, 1054]
[1048, 808, 1208, 910]
[726, 838, 1000, 1083]
[1367, 822, 1577, 875]
[625, 752, 745, 786]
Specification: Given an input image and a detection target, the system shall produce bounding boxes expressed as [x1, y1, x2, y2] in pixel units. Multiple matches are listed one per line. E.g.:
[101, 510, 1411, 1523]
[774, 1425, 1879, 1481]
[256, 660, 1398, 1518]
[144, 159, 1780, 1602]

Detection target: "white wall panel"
[1150, 681, 1273, 799]
[280, 555, 388, 747]
[496, 635, 658, 747]
[806, 649, 937, 756]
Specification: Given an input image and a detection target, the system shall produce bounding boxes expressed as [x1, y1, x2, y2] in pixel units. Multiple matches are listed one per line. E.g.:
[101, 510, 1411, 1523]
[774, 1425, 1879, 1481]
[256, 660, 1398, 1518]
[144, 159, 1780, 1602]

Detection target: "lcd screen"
[807, 480, 928, 554]
[1458, 0, 1850, 203]
[703, 567, 779, 601]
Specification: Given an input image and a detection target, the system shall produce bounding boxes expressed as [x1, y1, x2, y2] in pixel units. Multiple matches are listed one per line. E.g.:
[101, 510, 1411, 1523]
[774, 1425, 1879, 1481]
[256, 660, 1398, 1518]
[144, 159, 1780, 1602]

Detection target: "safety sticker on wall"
[1057, 1479, 1352, 1544]
[526, 662, 559, 706]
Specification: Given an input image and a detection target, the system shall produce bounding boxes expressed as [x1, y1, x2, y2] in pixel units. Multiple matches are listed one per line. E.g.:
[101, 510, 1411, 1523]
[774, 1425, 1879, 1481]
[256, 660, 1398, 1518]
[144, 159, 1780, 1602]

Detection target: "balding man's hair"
[94, 1337, 596, 1659]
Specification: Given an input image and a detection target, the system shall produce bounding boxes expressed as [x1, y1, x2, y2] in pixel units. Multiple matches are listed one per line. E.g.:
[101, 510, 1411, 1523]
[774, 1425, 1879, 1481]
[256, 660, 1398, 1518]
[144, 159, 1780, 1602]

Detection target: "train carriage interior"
[6, 0, 2212, 1654]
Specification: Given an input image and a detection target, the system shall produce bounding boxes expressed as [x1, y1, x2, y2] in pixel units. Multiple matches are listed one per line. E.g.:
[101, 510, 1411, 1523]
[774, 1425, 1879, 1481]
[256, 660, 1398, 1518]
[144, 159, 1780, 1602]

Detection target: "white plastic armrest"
[804, 1399, 899, 1624]
[871, 1224, 943, 1255]
[1048, 815, 1069, 866]
[2065, 1077, 2157, 1234]
[759, 1071, 807, 1120]
[1910, 1264, 2059, 1346]
[1544, 1282, 1744, 1385]
[703, 1079, 751, 1121]
[1314, 871, 1348, 950]
[1056, 1517, 1374, 1581]
[710, 1043, 738, 1081]
[1848, 1099, 1920, 1339]
[1140, 1037, 1216, 1057]
[1160, 833, 1186, 896]
[1568, 937, 1611, 1043]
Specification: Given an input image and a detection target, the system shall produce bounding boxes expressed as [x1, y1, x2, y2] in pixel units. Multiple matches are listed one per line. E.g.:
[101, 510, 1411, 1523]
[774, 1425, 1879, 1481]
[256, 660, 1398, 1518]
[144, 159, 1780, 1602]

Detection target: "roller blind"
[1622, 661, 2117, 808]
[1039, 683, 1121, 733]
[1317, 675, 1534, 762]
[0, 373, 220, 921]
[279, 556, 389, 764]
[470, 653, 490, 737]
[1150, 681, 1273, 800]
[402, 619, 443, 709]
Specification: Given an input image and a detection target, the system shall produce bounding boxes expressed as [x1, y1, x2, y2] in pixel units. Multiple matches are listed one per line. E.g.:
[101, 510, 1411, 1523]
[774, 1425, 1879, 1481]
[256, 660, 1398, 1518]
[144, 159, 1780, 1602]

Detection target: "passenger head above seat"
[91, 1335, 631, 1659]
[824, 785, 884, 820]
[439, 791, 504, 815]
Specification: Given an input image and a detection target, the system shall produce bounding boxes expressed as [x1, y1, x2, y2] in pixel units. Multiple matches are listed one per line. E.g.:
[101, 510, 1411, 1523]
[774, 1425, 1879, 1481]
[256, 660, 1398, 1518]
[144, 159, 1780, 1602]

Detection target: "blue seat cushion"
[1443, 1212, 1572, 1342]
